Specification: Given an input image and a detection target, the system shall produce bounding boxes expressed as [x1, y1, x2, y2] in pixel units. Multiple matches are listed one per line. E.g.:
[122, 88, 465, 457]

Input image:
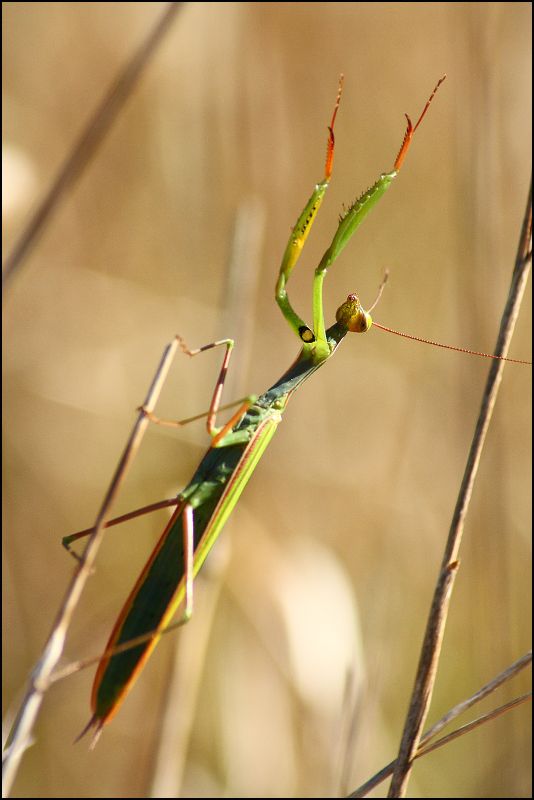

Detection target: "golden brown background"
[3, 2, 532, 797]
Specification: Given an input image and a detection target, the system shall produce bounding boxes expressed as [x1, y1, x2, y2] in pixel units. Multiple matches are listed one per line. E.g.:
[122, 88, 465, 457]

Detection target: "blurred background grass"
[3, 2, 531, 797]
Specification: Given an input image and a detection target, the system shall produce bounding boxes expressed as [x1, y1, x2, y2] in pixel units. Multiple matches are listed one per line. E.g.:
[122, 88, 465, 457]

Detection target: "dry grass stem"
[386, 181, 532, 796]
[2, 2, 181, 290]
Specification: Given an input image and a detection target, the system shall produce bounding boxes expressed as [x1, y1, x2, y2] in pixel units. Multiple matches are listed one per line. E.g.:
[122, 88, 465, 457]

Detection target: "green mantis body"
[69, 76, 446, 743]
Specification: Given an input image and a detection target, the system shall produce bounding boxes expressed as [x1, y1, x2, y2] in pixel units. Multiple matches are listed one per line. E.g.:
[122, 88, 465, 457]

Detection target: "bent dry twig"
[349, 651, 532, 797]
[2, 338, 182, 794]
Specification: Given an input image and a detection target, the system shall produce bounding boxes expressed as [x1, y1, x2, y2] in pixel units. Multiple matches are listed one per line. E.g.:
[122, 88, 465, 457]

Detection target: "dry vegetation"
[3, 3, 531, 797]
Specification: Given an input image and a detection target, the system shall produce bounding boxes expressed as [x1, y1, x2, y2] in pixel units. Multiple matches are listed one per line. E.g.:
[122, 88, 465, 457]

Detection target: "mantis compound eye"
[299, 326, 316, 343]
[335, 294, 373, 333]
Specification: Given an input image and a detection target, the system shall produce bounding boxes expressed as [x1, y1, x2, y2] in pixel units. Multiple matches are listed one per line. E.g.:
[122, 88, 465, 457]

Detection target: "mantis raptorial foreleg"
[274, 76, 344, 343]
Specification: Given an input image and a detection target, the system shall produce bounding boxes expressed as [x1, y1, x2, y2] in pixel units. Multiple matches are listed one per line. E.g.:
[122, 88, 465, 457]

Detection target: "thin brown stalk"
[387, 181, 532, 797]
[2, 2, 181, 290]
[420, 650, 532, 746]
[417, 693, 532, 758]
[2, 337, 181, 796]
[349, 650, 532, 797]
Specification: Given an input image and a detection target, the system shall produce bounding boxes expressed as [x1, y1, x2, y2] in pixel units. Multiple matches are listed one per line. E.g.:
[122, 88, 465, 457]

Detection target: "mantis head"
[335, 293, 373, 333]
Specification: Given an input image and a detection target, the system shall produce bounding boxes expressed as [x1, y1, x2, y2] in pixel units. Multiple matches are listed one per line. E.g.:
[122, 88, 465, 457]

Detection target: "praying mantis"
[61, 74, 527, 748]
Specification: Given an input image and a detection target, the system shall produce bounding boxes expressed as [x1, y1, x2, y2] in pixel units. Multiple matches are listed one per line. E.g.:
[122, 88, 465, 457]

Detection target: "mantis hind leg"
[62, 497, 183, 557]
